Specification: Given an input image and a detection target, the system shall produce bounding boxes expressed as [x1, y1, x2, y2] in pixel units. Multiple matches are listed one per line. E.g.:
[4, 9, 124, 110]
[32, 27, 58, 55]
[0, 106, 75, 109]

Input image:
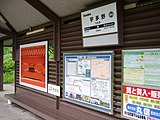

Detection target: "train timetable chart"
[64, 52, 113, 113]
[123, 50, 160, 87]
[122, 49, 160, 120]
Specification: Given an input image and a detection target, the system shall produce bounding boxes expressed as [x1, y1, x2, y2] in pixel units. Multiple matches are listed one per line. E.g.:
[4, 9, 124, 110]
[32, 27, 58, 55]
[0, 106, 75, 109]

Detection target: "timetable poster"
[123, 50, 160, 87]
[64, 52, 113, 114]
[20, 41, 48, 92]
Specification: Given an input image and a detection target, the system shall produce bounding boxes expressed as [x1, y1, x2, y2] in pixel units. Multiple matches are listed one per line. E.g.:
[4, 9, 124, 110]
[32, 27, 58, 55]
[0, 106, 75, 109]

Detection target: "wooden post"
[12, 35, 17, 61]
[13, 35, 17, 93]
[54, 21, 61, 110]
[0, 40, 3, 91]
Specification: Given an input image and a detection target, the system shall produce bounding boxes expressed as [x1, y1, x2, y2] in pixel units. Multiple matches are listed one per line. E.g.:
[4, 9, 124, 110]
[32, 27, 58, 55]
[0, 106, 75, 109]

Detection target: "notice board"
[122, 49, 160, 120]
[63, 52, 113, 114]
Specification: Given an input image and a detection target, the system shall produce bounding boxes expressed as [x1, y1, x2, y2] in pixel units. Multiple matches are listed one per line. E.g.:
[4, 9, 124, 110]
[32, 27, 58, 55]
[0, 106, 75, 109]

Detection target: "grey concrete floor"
[0, 84, 43, 120]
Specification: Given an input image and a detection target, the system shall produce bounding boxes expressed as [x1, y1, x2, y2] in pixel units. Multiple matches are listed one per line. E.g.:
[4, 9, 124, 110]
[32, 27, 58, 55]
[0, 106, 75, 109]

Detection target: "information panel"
[64, 52, 113, 113]
[122, 49, 160, 120]
[123, 49, 160, 87]
[123, 85, 160, 120]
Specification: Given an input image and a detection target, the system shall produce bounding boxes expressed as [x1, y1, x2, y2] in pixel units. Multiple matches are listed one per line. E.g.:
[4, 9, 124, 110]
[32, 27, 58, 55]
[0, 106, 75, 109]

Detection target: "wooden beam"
[0, 27, 14, 36]
[0, 12, 17, 62]
[125, 0, 138, 4]
[0, 36, 11, 41]
[25, 0, 60, 23]
[0, 12, 17, 33]
[18, 22, 52, 36]
[0, 40, 3, 91]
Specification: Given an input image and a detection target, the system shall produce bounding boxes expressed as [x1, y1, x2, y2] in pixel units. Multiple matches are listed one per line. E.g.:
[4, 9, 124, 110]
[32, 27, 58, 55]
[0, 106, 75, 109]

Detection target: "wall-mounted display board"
[20, 41, 48, 92]
[122, 49, 160, 120]
[81, 1, 123, 47]
[123, 85, 160, 120]
[63, 52, 114, 114]
[123, 49, 160, 87]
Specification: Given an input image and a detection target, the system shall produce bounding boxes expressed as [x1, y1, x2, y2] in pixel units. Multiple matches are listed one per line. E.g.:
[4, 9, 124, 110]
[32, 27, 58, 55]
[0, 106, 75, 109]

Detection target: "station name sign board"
[81, 1, 122, 47]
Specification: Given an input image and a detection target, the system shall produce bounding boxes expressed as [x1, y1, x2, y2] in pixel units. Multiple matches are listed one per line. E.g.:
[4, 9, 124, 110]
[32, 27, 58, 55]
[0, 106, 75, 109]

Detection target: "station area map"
[64, 53, 113, 113]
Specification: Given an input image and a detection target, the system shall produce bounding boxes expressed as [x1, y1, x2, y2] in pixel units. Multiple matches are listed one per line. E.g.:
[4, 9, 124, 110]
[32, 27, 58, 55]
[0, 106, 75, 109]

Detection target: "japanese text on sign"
[123, 50, 160, 87]
[48, 84, 60, 97]
[123, 85, 160, 120]
[124, 86, 160, 99]
[81, 2, 117, 37]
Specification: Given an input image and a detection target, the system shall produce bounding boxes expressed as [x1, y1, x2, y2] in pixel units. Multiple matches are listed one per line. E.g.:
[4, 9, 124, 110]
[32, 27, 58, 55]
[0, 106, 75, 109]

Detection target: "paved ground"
[0, 84, 43, 120]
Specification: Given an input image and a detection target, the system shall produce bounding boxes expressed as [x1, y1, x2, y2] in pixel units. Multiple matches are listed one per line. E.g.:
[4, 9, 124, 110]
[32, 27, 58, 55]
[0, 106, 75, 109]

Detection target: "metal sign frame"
[63, 51, 114, 114]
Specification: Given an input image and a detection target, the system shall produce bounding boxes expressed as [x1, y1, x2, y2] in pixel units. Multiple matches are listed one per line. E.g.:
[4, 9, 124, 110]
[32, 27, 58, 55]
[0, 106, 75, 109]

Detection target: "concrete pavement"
[0, 84, 43, 120]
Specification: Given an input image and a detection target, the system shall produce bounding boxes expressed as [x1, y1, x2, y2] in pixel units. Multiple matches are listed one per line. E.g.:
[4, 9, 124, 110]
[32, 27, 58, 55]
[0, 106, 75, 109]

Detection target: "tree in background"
[49, 43, 54, 61]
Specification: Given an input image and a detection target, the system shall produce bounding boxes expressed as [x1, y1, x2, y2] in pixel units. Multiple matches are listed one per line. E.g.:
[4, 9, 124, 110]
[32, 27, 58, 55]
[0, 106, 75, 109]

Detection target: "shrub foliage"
[3, 47, 15, 83]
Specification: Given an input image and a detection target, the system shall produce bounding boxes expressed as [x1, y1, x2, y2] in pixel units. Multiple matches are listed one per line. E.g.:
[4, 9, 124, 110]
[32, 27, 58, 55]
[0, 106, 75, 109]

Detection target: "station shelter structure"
[0, 0, 160, 120]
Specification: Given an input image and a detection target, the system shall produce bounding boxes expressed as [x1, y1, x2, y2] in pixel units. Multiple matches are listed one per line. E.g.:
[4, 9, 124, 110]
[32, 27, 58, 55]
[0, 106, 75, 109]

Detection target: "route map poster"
[20, 41, 48, 92]
[122, 49, 160, 120]
[64, 52, 113, 113]
[123, 49, 160, 87]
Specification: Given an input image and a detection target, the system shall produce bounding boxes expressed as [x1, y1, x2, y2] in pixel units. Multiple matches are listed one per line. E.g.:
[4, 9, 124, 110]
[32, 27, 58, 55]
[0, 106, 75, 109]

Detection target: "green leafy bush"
[4, 71, 14, 84]
[3, 47, 15, 83]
